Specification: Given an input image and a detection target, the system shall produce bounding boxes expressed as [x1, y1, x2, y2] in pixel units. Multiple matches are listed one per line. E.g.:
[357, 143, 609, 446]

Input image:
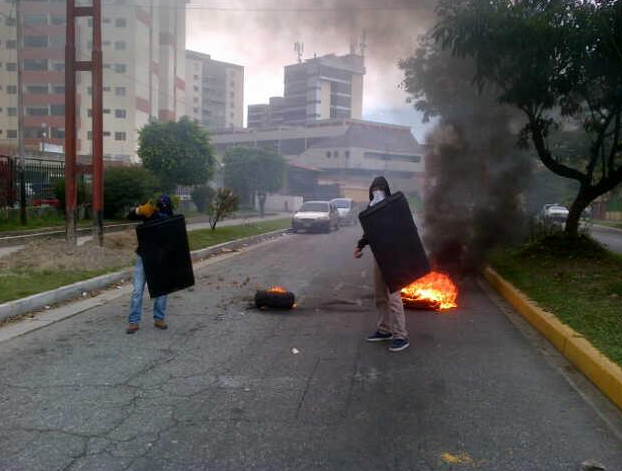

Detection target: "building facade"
[185, 50, 243, 130]
[212, 118, 425, 201]
[0, 0, 187, 163]
[247, 52, 365, 129]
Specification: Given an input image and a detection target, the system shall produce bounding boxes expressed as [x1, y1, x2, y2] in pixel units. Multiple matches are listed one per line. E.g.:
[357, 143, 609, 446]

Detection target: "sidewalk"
[0, 212, 290, 259]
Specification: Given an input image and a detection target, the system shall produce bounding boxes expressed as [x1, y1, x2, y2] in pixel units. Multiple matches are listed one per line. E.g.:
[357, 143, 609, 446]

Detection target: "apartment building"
[185, 50, 243, 131]
[247, 52, 365, 129]
[0, 0, 187, 163]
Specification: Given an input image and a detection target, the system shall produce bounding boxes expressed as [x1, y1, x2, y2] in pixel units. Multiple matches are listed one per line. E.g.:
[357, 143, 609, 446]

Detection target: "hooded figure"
[125, 195, 174, 334]
[354, 176, 409, 352]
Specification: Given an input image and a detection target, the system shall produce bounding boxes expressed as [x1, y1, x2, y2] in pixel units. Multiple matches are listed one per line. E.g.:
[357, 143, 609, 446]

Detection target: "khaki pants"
[374, 261, 408, 340]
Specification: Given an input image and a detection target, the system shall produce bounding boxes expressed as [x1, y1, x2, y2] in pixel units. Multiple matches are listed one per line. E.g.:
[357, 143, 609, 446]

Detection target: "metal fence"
[0, 155, 65, 208]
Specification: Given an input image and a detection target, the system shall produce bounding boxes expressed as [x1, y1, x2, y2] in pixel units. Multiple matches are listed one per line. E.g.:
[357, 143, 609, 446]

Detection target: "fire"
[267, 286, 287, 294]
[401, 271, 458, 310]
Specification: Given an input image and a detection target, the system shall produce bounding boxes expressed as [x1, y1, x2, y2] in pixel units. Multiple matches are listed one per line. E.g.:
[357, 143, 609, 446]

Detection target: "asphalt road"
[1, 225, 621, 471]
[590, 225, 622, 254]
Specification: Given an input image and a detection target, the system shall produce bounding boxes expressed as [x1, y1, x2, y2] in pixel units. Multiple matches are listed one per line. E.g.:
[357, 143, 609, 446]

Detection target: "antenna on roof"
[294, 41, 304, 63]
[359, 29, 367, 58]
[350, 35, 357, 55]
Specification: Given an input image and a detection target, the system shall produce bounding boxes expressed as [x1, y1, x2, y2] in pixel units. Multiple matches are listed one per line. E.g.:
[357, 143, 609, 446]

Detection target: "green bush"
[103, 167, 160, 218]
[53, 178, 90, 214]
[191, 185, 216, 213]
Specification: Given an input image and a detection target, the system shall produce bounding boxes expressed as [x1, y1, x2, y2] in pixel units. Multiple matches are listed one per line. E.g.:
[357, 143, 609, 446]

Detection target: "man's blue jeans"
[129, 255, 167, 324]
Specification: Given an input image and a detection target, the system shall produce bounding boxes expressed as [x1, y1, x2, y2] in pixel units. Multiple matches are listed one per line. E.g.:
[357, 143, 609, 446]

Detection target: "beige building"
[0, 0, 187, 163]
[247, 52, 365, 129]
[185, 50, 243, 130]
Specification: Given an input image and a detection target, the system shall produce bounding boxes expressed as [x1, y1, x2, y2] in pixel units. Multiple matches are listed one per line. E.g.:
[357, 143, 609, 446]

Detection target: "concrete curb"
[0, 228, 289, 322]
[484, 266, 622, 412]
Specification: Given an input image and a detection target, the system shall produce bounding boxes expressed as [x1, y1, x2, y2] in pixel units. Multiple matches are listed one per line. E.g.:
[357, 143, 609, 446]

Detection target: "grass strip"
[490, 234, 622, 368]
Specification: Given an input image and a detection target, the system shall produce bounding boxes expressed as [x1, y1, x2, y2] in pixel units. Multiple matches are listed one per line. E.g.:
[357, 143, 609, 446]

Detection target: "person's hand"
[354, 247, 363, 259]
[136, 203, 156, 218]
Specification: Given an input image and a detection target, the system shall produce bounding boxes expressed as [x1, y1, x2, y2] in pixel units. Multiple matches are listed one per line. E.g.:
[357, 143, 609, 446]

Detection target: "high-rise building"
[185, 50, 243, 130]
[247, 52, 365, 129]
[0, 0, 187, 163]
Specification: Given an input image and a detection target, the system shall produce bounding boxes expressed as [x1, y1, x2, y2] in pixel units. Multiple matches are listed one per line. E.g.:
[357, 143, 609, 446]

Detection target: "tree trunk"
[565, 190, 590, 237]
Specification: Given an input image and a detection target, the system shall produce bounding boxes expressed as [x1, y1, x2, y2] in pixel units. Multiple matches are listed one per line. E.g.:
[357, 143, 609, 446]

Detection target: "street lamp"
[40, 123, 47, 152]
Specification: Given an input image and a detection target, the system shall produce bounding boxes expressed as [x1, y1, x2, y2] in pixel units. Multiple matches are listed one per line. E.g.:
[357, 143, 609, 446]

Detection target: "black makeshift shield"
[358, 191, 430, 293]
[136, 214, 195, 298]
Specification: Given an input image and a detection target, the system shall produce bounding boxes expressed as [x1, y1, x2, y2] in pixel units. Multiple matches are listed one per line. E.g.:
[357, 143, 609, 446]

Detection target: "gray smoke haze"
[423, 108, 532, 275]
[187, 0, 438, 128]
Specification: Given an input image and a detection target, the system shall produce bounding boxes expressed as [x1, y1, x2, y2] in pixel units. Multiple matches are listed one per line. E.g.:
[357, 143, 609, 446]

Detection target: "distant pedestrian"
[354, 176, 409, 352]
[125, 195, 174, 334]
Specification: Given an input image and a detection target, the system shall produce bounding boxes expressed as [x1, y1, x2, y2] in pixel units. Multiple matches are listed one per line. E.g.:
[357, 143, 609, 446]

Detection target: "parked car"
[330, 198, 356, 226]
[539, 203, 569, 228]
[292, 201, 340, 233]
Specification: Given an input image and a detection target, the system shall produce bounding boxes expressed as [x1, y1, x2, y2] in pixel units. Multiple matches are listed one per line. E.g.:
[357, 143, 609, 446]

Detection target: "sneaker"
[126, 323, 139, 334]
[154, 319, 168, 330]
[366, 331, 393, 342]
[389, 338, 409, 352]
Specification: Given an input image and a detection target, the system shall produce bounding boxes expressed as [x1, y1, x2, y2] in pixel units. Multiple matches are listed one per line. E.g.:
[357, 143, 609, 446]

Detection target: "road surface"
[591, 224, 622, 254]
[0, 225, 621, 470]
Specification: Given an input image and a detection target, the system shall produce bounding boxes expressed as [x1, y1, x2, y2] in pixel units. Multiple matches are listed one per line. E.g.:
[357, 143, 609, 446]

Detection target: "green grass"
[0, 268, 118, 304]
[0, 216, 123, 233]
[188, 218, 290, 251]
[490, 234, 622, 368]
[593, 219, 622, 230]
[0, 219, 291, 305]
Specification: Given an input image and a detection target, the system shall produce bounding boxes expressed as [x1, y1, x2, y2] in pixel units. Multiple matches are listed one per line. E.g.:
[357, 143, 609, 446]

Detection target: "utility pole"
[16, 0, 27, 225]
[65, 0, 104, 245]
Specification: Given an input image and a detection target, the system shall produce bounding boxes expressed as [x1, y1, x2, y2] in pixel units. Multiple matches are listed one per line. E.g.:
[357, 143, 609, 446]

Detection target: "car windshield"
[299, 202, 328, 212]
[332, 199, 351, 209]
[549, 206, 568, 212]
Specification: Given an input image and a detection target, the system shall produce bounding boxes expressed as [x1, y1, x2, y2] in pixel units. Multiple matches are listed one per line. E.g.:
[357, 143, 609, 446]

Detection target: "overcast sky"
[186, 0, 438, 141]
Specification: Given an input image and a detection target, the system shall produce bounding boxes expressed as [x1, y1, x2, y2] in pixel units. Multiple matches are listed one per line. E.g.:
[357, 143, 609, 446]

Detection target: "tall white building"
[185, 50, 244, 130]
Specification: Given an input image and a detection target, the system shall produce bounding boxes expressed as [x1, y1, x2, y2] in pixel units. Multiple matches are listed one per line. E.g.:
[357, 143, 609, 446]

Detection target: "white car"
[292, 201, 340, 233]
[330, 198, 356, 226]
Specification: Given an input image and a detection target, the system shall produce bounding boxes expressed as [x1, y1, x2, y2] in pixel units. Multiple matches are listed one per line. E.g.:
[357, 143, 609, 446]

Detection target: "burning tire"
[255, 288, 296, 310]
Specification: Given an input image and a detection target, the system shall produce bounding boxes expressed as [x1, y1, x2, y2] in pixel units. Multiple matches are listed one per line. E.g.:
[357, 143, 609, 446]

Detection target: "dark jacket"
[127, 208, 173, 256]
[357, 176, 391, 249]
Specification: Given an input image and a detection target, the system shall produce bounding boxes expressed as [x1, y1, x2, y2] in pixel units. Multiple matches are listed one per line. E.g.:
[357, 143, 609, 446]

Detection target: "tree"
[207, 188, 239, 231]
[191, 185, 215, 213]
[102, 167, 160, 218]
[138, 116, 216, 193]
[431, 0, 622, 236]
[222, 146, 286, 216]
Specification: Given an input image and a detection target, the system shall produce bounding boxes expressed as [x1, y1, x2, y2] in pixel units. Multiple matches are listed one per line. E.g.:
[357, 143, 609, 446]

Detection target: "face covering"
[370, 190, 386, 207]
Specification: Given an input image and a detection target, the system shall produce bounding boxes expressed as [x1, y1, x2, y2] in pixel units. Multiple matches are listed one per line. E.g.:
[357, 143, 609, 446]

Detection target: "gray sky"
[186, 0, 438, 141]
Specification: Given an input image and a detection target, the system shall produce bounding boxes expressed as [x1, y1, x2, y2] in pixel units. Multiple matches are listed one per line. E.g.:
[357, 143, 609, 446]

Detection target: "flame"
[267, 286, 287, 294]
[401, 271, 458, 310]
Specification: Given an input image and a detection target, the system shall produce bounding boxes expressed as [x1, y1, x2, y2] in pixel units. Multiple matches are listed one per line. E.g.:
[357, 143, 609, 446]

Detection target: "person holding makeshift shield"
[354, 176, 410, 352]
[125, 195, 174, 334]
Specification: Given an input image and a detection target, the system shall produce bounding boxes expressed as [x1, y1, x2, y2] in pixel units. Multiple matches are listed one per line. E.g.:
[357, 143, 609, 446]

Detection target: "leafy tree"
[222, 146, 286, 216]
[431, 0, 622, 236]
[191, 185, 216, 213]
[138, 116, 216, 193]
[53, 178, 90, 216]
[103, 167, 160, 218]
[207, 188, 239, 231]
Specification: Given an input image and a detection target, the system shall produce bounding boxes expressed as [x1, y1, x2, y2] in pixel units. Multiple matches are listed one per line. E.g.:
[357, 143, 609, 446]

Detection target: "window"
[193, 86, 199, 92]
[50, 104, 64, 116]
[24, 14, 47, 26]
[103, 41, 111, 47]
[51, 128, 65, 139]
[334, 150, 339, 158]
[23, 59, 48, 71]
[103, 18, 111, 24]
[114, 41, 126, 51]
[193, 97, 198, 103]
[114, 64, 126, 73]
[49, 36, 64, 48]
[326, 151, 331, 158]
[115, 109, 126, 118]
[230, 112, 234, 118]
[345, 150, 350, 158]
[6, 40, 17, 49]
[103, 86, 111, 92]
[24, 36, 48, 47]
[87, 18, 93, 27]
[87, 87, 92, 95]
[115, 132, 126, 141]
[52, 62, 64, 72]
[5, 17, 16, 27]
[115, 87, 126, 96]
[50, 15, 65, 26]
[53, 85, 65, 94]
[6, 62, 17, 71]
[26, 107, 48, 116]
[103, 109, 110, 114]
[103, 131, 111, 137]
[193, 74, 199, 80]
[7, 107, 17, 116]
[87, 131, 92, 140]
[193, 107, 199, 113]
[26, 85, 47, 94]
[115, 18, 127, 27]
[7, 130, 17, 139]
[7, 85, 17, 94]
[87, 109, 92, 117]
